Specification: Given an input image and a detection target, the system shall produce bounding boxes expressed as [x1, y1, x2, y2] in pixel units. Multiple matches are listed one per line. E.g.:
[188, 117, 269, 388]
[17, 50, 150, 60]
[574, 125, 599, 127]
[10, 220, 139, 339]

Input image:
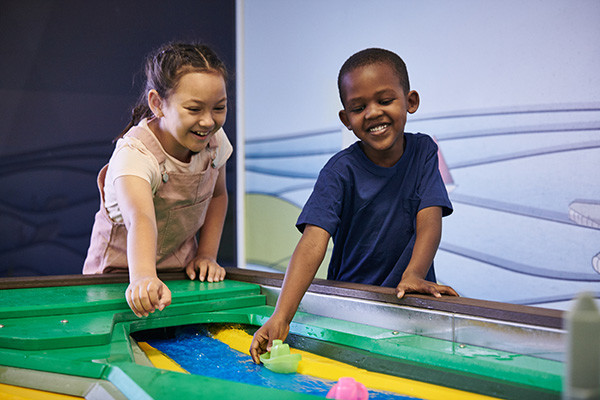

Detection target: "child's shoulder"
[405, 132, 438, 153]
[406, 131, 435, 144]
[322, 141, 362, 170]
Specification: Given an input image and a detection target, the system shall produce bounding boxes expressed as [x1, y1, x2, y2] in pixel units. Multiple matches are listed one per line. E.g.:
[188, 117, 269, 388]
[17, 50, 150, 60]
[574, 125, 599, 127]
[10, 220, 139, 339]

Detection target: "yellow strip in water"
[211, 327, 501, 400]
[137, 341, 189, 374]
[0, 383, 82, 400]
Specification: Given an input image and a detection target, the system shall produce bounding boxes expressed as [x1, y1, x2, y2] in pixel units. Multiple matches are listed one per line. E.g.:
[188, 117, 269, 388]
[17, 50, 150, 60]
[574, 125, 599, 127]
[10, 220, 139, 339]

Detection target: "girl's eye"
[187, 107, 201, 112]
[214, 106, 227, 112]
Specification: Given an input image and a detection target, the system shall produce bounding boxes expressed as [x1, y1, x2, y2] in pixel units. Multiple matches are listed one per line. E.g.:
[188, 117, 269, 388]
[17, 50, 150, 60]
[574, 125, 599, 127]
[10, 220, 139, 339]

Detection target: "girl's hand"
[185, 256, 226, 282]
[126, 277, 172, 317]
[396, 272, 459, 299]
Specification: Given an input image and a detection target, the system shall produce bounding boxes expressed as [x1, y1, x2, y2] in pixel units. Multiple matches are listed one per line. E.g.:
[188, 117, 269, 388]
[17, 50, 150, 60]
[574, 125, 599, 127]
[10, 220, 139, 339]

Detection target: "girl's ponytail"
[114, 98, 152, 142]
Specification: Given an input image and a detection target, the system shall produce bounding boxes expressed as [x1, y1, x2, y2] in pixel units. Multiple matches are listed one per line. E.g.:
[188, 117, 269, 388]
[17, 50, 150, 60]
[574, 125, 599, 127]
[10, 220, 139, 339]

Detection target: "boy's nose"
[364, 104, 383, 119]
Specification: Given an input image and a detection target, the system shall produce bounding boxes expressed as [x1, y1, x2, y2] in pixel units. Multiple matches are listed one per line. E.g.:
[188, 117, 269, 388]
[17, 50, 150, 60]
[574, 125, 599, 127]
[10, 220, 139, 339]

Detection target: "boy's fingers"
[249, 338, 263, 363]
[441, 285, 459, 297]
[250, 329, 271, 364]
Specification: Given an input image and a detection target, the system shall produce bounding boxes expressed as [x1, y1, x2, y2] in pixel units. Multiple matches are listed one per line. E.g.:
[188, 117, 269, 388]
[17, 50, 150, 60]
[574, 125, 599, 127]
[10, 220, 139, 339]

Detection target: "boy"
[250, 48, 458, 363]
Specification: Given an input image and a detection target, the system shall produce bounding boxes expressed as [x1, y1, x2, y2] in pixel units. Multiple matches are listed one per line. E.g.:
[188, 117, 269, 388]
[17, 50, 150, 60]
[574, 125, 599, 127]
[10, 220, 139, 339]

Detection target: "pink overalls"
[82, 125, 219, 274]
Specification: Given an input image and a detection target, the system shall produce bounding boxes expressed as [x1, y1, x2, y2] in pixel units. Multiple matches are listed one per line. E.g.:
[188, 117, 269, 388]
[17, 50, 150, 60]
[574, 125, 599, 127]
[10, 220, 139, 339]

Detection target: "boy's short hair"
[337, 48, 410, 107]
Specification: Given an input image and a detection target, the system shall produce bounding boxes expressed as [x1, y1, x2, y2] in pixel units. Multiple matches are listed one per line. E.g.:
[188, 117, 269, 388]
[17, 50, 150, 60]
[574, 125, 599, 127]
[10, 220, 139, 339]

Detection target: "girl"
[83, 42, 232, 317]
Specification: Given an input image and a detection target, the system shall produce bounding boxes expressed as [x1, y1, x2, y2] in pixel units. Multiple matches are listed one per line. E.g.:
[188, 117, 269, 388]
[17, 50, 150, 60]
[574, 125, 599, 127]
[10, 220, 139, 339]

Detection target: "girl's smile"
[149, 71, 227, 163]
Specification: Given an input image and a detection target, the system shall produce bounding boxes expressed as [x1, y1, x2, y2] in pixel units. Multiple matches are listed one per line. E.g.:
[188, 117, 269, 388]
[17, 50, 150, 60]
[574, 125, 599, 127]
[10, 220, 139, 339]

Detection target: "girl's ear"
[407, 90, 420, 114]
[339, 110, 351, 130]
[148, 90, 164, 118]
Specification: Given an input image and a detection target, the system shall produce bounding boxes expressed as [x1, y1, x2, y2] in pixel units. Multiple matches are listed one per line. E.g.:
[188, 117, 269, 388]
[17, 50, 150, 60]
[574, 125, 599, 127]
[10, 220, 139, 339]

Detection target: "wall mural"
[244, 103, 600, 310]
[241, 1, 600, 310]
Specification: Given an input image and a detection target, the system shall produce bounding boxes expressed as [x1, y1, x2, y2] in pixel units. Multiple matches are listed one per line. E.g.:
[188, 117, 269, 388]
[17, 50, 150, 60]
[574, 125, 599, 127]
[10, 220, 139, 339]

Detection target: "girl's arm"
[114, 175, 172, 317]
[185, 166, 228, 282]
[396, 206, 458, 298]
[249, 224, 330, 363]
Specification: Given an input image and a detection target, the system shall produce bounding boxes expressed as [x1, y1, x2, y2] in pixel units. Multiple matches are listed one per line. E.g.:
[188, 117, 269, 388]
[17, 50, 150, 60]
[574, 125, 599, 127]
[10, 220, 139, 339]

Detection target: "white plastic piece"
[563, 292, 600, 400]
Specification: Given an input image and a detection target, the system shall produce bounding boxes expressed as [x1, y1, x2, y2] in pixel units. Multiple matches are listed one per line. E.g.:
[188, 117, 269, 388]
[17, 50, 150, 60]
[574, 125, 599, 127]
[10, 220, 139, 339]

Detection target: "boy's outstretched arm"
[396, 206, 459, 299]
[249, 224, 330, 363]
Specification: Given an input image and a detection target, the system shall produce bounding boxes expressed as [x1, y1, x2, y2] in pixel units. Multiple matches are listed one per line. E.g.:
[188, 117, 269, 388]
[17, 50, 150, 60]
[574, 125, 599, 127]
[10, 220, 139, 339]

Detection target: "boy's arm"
[249, 224, 330, 363]
[186, 166, 228, 282]
[396, 206, 458, 298]
[114, 175, 172, 317]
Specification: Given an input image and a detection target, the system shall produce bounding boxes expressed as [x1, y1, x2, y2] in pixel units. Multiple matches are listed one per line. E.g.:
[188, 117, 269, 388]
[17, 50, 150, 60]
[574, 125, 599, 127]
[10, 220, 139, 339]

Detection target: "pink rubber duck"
[326, 377, 369, 400]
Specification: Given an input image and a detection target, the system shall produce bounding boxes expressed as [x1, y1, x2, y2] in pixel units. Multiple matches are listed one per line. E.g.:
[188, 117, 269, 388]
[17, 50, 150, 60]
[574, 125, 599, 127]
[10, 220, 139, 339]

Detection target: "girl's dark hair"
[116, 42, 228, 141]
[337, 48, 410, 107]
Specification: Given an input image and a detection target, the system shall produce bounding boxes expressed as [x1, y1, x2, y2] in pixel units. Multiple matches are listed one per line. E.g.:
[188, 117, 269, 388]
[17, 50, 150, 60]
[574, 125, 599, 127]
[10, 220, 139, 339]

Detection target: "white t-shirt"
[103, 120, 233, 222]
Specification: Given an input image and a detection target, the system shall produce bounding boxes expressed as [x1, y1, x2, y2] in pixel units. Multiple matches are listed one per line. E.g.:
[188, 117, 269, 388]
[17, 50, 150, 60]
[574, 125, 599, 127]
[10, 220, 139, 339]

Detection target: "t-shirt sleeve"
[108, 137, 160, 191]
[212, 128, 233, 170]
[417, 137, 453, 217]
[296, 167, 344, 235]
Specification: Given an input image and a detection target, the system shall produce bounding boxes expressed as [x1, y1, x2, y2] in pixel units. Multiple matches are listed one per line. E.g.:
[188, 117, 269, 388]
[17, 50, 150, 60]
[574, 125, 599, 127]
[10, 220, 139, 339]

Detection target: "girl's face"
[150, 71, 227, 162]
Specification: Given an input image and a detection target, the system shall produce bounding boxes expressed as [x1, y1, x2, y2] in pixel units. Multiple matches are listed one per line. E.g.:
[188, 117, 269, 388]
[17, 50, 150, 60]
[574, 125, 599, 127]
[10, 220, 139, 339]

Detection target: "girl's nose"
[198, 112, 215, 129]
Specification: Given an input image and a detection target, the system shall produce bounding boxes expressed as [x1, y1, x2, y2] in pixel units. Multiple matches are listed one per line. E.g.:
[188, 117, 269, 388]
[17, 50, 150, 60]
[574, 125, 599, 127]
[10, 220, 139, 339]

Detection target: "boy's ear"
[407, 90, 420, 114]
[339, 110, 351, 130]
[147, 90, 164, 118]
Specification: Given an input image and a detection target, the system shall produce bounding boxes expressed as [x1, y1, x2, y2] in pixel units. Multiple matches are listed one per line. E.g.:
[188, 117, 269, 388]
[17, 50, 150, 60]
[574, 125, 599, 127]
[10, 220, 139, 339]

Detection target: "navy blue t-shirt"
[296, 132, 452, 287]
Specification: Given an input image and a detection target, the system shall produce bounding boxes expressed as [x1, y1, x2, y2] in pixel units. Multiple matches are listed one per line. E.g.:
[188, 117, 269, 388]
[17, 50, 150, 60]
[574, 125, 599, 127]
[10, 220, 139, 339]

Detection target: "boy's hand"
[396, 273, 459, 299]
[249, 316, 290, 364]
[185, 256, 226, 282]
[126, 277, 172, 317]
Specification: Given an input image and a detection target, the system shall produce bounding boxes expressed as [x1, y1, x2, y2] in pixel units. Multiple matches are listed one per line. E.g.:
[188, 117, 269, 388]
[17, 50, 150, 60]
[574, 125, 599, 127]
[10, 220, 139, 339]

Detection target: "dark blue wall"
[0, 0, 237, 276]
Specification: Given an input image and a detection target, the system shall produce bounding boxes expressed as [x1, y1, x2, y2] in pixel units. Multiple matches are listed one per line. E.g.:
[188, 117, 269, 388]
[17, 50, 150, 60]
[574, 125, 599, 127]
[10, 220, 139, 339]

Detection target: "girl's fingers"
[198, 263, 209, 282]
[185, 263, 197, 280]
[146, 281, 161, 310]
[126, 289, 142, 317]
[158, 284, 172, 310]
[207, 264, 217, 282]
[186, 259, 226, 283]
[208, 264, 226, 282]
[131, 287, 147, 316]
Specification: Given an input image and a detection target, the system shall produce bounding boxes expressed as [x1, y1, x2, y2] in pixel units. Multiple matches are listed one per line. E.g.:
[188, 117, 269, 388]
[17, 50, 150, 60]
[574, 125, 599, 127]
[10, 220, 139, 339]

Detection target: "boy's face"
[338, 63, 419, 167]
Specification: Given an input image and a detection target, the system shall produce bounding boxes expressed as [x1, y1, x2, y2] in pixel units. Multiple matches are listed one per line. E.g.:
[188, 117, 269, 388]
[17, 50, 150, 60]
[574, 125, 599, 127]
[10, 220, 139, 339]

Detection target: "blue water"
[146, 325, 417, 399]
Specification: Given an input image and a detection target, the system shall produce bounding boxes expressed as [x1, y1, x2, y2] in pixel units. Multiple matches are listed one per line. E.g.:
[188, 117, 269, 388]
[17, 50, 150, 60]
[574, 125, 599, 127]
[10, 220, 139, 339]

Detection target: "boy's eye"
[380, 99, 394, 105]
[350, 106, 364, 113]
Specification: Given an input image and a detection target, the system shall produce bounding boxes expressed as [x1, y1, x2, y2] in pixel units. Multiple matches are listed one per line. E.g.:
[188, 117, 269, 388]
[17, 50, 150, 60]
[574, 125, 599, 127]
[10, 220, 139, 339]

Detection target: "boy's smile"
[338, 63, 419, 167]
